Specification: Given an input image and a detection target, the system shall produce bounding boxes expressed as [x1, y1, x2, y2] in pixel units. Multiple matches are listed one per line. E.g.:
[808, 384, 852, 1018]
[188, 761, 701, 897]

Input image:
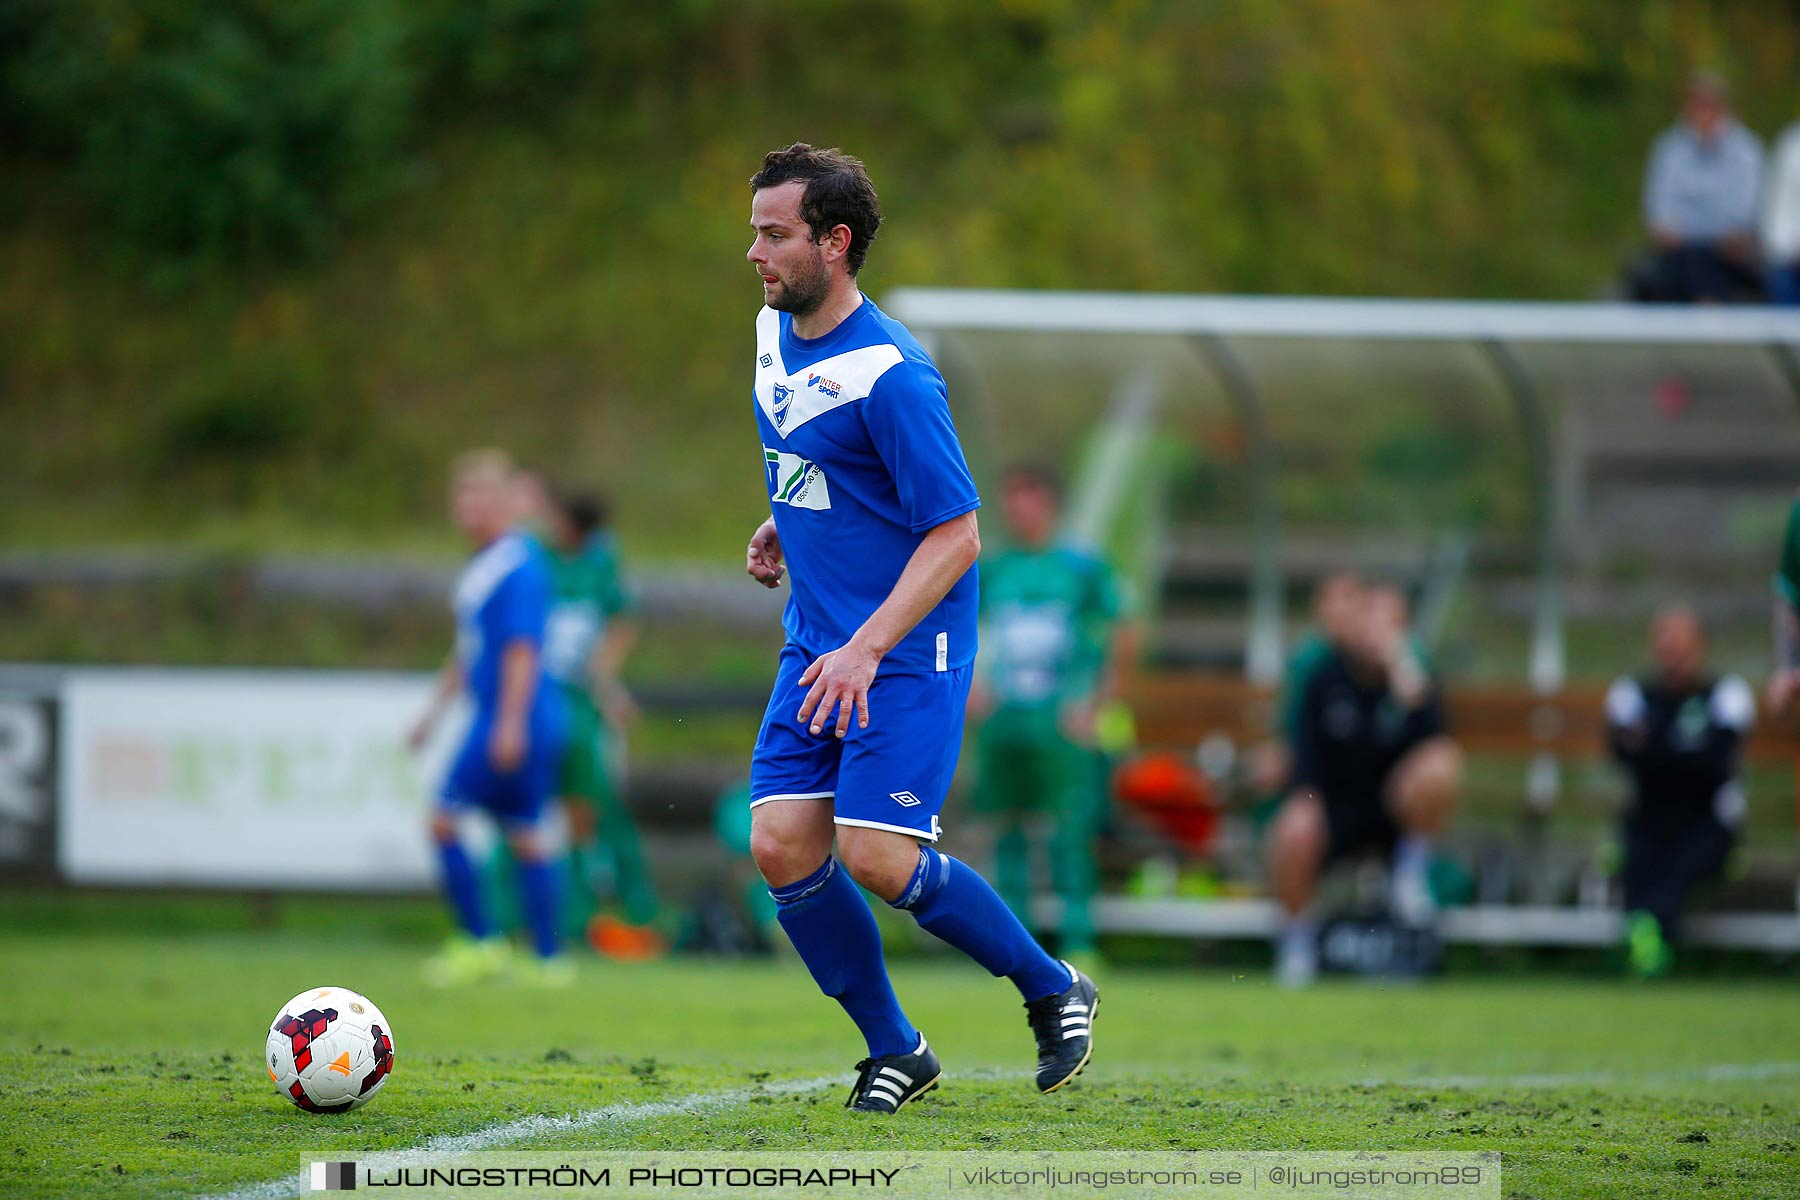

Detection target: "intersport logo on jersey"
[806, 372, 841, 398]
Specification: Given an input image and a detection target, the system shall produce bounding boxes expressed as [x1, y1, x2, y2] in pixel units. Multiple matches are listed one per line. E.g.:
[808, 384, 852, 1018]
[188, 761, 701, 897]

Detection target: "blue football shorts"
[749, 642, 971, 842]
[439, 715, 563, 830]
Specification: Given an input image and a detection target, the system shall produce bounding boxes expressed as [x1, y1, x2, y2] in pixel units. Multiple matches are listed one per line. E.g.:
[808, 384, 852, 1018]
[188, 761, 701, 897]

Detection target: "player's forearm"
[591, 619, 641, 687]
[1096, 621, 1140, 706]
[851, 512, 980, 659]
[423, 656, 464, 720]
[495, 640, 538, 727]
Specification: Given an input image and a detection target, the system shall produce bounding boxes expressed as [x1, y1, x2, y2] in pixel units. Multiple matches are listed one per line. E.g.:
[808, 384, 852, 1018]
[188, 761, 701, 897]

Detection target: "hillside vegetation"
[5, 0, 1796, 558]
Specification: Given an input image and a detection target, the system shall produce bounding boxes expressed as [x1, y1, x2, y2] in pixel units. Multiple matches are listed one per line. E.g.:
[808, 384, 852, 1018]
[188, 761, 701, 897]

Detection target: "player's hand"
[796, 639, 881, 738]
[1768, 669, 1800, 716]
[488, 718, 527, 773]
[746, 519, 786, 588]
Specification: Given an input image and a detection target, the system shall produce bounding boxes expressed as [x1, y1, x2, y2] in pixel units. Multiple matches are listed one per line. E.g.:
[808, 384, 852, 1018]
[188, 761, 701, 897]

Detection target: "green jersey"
[544, 534, 637, 691]
[979, 542, 1126, 710]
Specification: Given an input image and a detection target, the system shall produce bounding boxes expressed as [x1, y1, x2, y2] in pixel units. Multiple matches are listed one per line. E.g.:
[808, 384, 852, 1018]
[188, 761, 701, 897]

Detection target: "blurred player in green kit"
[970, 465, 1135, 961]
[540, 486, 664, 957]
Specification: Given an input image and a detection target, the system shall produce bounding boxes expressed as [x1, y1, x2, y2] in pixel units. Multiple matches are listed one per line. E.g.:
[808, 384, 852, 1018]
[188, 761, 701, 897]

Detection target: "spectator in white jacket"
[1631, 73, 1765, 303]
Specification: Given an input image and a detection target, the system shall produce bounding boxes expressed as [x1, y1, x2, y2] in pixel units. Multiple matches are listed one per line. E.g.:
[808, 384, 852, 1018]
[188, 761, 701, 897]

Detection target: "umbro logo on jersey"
[890, 791, 922, 807]
[807, 372, 842, 398]
[760, 353, 774, 367]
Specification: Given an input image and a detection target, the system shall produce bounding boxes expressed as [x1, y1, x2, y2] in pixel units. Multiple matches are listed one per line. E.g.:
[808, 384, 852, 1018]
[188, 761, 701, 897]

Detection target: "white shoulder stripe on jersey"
[755, 306, 780, 359]
[1711, 674, 1755, 731]
[453, 534, 528, 615]
[773, 343, 904, 435]
[753, 320, 907, 436]
[1604, 676, 1645, 726]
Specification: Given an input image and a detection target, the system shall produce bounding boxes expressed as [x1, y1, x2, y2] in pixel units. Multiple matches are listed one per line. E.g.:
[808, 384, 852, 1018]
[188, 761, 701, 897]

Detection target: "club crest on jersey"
[771, 381, 795, 427]
[806, 372, 842, 398]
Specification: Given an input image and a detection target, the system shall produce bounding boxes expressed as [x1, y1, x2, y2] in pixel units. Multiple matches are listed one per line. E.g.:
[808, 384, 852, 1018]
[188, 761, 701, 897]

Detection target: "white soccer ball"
[265, 986, 395, 1113]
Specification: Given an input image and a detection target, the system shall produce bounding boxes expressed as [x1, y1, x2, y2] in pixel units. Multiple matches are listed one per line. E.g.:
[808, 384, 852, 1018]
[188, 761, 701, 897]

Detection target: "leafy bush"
[2, 0, 609, 271]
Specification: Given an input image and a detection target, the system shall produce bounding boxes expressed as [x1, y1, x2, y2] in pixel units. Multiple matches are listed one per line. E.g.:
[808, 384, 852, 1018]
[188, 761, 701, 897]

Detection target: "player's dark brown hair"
[1002, 462, 1065, 501]
[552, 486, 609, 537]
[750, 143, 882, 275]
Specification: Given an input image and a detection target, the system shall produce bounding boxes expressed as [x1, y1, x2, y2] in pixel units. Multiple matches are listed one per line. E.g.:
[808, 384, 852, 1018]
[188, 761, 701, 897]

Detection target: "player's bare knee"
[1393, 738, 1462, 825]
[748, 825, 796, 883]
[836, 828, 916, 903]
[749, 799, 834, 884]
[429, 812, 458, 844]
[1270, 795, 1325, 863]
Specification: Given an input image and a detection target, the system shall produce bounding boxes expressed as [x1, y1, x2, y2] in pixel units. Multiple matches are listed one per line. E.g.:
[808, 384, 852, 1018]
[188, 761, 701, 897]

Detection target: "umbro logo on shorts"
[890, 791, 922, 807]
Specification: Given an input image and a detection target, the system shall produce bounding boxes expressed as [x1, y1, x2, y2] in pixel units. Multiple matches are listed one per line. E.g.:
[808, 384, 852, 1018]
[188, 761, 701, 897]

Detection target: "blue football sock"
[892, 847, 1071, 1002]
[516, 857, 560, 959]
[772, 858, 918, 1059]
[436, 837, 490, 940]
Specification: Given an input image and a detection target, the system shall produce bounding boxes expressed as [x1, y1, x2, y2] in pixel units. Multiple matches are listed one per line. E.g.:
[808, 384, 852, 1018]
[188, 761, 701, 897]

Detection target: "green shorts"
[555, 685, 614, 805]
[972, 707, 1091, 817]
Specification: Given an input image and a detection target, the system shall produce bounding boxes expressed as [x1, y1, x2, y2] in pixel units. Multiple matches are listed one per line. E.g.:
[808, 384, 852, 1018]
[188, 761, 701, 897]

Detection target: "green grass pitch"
[0, 923, 1795, 1199]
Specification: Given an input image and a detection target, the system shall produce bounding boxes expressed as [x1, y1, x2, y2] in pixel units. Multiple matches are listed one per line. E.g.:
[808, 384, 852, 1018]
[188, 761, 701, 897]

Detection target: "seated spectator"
[1245, 571, 1366, 803]
[1630, 72, 1765, 303]
[1605, 605, 1753, 977]
[1765, 123, 1800, 304]
[1264, 584, 1462, 987]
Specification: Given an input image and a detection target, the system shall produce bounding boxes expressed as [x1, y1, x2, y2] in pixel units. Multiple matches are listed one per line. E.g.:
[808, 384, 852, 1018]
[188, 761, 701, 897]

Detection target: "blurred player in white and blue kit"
[740, 144, 1097, 1113]
[408, 448, 569, 986]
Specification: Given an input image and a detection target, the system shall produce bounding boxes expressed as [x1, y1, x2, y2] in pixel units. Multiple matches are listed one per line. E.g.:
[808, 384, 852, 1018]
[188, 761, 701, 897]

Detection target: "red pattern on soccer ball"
[274, 1007, 337, 1073]
[358, 1024, 394, 1095]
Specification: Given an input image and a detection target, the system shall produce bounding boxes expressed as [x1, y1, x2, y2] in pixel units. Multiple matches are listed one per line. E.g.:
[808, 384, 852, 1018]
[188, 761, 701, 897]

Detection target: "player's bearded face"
[765, 239, 830, 316]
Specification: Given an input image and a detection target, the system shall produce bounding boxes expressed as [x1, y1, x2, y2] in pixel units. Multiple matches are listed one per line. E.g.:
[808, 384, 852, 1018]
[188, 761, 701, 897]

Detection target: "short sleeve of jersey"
[1086, 556, 1128, 623]
[592, 540, 638, 618]
[860, 361, 981, 534]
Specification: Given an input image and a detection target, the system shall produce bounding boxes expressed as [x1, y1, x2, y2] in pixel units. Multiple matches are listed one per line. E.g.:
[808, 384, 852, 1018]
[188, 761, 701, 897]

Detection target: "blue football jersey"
[752, 296, 981, 674]
[450, 531, 556, 724]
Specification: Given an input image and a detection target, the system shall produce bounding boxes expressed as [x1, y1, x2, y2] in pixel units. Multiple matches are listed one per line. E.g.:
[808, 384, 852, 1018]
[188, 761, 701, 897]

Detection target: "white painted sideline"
[198, 1074, 845, 1200]
[195, 1059, 1799, 1200]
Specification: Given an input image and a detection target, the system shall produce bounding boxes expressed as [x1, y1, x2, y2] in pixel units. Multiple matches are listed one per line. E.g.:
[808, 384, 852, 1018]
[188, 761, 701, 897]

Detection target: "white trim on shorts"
[832, 814, 942, 843]
[749, 791, 836, 807]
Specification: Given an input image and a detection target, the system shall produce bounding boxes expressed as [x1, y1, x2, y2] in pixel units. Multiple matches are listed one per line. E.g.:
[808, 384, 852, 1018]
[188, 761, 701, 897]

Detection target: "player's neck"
[790, 283, 864, 342]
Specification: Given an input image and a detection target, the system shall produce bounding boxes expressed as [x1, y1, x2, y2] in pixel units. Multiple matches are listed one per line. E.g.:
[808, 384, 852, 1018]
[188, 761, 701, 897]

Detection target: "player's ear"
[823, 222, 853, 265]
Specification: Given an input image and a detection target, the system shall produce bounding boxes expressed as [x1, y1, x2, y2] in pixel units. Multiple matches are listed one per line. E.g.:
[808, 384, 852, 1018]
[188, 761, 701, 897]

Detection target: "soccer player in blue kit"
[408, 449, 569, 987]
[740, 144, 1097, 1113]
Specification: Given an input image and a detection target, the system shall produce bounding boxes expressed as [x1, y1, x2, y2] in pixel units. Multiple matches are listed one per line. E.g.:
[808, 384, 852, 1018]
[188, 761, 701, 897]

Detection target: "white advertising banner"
[59, 669, 465, 889]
